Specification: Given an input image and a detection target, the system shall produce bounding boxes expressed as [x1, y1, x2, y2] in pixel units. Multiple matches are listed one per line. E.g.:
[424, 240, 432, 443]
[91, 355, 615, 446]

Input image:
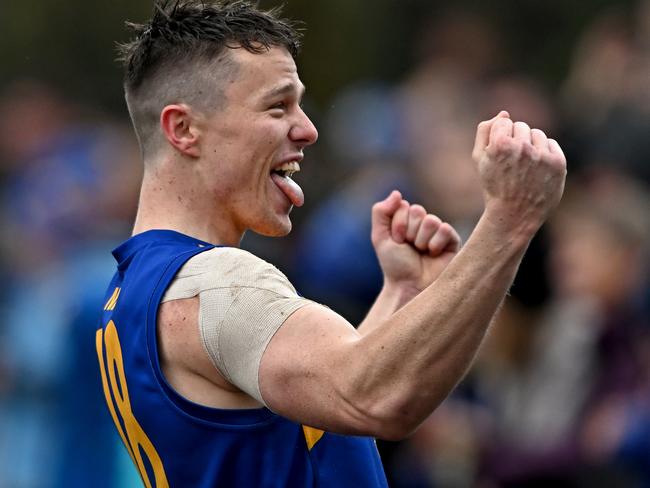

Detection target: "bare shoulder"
[158, 297, 202, 371]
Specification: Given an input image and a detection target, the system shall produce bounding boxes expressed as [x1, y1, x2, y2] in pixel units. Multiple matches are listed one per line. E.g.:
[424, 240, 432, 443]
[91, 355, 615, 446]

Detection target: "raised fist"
[472, 111, 567, 234]
[371, 191, 461, 292]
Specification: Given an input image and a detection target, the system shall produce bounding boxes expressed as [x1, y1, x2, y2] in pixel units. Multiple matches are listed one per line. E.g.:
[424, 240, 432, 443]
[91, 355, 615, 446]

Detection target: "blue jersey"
[95, 230, 388, 487]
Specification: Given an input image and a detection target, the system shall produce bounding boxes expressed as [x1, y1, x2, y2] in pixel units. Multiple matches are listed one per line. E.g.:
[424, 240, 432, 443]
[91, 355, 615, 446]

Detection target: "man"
[95, 1, 566, 486]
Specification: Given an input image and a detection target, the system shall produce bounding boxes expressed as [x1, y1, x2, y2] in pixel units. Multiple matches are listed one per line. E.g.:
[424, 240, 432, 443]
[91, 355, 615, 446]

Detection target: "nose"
[290, 108, 319, 147]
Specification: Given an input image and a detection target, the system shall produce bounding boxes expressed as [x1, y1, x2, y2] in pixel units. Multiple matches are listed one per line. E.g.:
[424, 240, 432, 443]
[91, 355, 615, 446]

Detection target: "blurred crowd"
[1, 2, 649, 487]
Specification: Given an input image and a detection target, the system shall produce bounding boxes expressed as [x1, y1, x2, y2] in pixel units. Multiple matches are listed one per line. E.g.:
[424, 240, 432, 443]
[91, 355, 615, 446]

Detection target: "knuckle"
[409, 204, 426, 217]
[514, 121, 530, 130]
[520, 141, 533, 153]
[520, 142, 539, 161]
[551, 156, 568, 172]
[530, 149, 542, 163]
[494, 136, 513, 153]
[487, 136, 511, 158]
[438, 222, 452, 234]
[424, 214, 442, 228]
[542, 151, 562, 166]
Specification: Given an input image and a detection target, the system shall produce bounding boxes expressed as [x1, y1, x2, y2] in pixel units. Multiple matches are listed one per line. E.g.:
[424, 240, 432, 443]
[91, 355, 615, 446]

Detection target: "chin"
[252, 215, 293, 237]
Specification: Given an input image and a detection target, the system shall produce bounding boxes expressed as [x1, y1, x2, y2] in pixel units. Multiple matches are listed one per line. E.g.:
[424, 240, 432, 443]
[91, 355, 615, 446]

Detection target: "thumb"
[371, 190, 402, 245]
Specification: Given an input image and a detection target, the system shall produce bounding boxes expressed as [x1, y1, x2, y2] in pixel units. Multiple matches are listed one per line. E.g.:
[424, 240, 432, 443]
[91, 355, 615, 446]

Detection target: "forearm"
[357, 281, 420, 334]
[346, 212, 533, 438]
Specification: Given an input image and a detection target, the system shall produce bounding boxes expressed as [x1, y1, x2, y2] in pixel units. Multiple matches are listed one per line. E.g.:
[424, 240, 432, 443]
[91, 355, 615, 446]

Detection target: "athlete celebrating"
[95, 1, 567, 486]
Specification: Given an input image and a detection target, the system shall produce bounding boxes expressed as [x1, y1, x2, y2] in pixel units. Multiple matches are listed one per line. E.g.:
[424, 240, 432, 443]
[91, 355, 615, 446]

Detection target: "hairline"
[125, 48, 243, 161]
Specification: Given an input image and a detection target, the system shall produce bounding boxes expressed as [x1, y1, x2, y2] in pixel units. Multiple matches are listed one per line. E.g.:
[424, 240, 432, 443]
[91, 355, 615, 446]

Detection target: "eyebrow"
[262, 82, 306, 101]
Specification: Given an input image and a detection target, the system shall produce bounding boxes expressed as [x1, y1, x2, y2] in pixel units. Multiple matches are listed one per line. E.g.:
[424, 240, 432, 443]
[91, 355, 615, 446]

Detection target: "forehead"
[225, 46, 303, 102]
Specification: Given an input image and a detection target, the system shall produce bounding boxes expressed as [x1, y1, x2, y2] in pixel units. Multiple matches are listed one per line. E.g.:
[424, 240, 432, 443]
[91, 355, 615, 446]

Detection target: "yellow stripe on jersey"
[104, 287, 121, 311]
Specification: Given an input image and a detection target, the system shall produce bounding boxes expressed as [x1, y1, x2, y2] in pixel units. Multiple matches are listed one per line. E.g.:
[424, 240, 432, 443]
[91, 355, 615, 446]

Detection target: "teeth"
[275, 161, 300, 178]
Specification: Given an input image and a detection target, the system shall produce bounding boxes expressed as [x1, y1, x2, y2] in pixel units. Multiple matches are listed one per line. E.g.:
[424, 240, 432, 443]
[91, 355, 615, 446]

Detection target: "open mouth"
[271, 161, 300, 179]
[270, 160, 305, 207]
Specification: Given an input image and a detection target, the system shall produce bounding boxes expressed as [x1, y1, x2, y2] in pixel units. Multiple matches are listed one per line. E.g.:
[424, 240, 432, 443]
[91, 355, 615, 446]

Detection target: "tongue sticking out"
[271, 173, 305, 207]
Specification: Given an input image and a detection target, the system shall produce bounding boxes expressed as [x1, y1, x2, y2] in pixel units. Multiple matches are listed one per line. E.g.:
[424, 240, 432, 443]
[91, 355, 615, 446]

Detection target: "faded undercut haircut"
[117, 0, 301, 159]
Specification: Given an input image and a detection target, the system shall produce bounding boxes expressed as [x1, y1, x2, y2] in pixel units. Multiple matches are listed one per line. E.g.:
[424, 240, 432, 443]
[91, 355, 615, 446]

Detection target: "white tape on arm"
[162, 247, 313, 405]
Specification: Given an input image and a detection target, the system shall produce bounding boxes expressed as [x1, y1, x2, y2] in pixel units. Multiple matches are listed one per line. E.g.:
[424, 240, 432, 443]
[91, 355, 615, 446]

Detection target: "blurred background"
[1, 0, 649, 486]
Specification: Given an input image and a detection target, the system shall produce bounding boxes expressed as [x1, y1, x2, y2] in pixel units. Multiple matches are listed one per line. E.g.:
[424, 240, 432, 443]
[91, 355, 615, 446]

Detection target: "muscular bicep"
[259, 303, 369, 434]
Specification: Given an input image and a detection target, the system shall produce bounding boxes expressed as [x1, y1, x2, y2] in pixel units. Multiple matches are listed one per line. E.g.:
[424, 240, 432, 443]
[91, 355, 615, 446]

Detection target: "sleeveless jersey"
[95, 230, 388, 487]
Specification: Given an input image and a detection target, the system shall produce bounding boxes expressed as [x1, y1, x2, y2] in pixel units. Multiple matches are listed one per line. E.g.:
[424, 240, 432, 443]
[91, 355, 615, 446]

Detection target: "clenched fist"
[473, 111, 567, 235]
[371, 191, 462, 292]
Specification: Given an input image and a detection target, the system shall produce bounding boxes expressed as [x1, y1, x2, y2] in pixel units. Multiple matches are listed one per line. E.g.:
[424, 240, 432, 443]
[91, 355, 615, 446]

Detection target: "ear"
[160, 104, 201, 158]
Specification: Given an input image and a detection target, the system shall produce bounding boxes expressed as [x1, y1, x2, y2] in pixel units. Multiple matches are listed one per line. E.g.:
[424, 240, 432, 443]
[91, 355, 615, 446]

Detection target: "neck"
[132, 158, 243, 246]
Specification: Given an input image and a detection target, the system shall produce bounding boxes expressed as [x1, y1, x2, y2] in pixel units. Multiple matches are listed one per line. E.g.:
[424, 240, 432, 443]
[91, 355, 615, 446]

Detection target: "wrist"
[481, 202, 541, 247]
[381, 278, 423, 306]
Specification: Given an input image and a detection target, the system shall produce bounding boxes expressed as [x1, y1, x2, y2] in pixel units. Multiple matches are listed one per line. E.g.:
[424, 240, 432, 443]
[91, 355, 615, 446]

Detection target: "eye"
[269, 101, 287, 111]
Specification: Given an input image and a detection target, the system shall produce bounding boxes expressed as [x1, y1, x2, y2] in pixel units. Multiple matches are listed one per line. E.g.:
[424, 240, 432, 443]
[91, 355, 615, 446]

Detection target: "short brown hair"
[118, 1, 302, 158]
